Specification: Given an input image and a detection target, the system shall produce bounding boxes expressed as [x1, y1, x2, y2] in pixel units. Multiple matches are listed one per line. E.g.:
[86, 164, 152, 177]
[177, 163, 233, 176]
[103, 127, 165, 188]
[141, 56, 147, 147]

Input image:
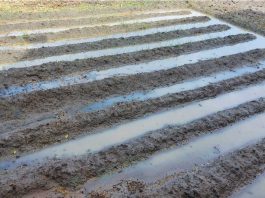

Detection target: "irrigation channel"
[0, 9, 265, 197]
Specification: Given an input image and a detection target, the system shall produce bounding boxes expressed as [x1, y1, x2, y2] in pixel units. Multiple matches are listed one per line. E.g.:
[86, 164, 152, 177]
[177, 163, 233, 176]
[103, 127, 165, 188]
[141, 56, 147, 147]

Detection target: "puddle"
[0, 20, 220, 51]
[1, 39, 265, 97]
[0, 13, 200, 38]
[84, 112, 265, 192]
[81, 62, 265, 112]
[0, 27, 239, 70]
[231, 173, 265, 198]
[2, 81, 265, 169]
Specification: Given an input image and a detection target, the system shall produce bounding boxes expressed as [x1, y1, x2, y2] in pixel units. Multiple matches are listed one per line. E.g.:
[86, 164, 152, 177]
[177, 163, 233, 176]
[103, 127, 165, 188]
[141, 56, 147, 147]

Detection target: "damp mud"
[85, 112, 265, 193]
[1, 2, 265, 197]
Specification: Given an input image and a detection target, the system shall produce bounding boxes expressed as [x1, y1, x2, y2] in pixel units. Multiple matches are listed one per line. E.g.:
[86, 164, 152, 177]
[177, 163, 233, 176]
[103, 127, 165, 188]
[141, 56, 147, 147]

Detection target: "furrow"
[2, 79, 265, 163]
[1, 98, 265, 197]
[0, 17, 217, 50]
[0, 28, 245, 70]
[0, 12, 201, 38]
[0, 16, 211, 47]
[1, 49, 265, 122]
[0, 11, 191, 34]
[0, 33, 258, 87]
[1, 8, 265, 198]
[0, 24, 230, 64]
[94, 137, 265, 197]
[86, 112, 265, 194]
[0, 9, 187, 26]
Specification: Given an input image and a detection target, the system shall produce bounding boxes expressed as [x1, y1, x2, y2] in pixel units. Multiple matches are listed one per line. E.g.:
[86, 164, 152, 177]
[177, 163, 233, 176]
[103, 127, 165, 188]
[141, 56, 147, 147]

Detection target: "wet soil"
[0, 11, 191, 34]
[1, 98, 265, 197]
[0, 33, 255, 87]
[96, 137, 265, 197]
[1, 48, 264, 119]
[1, 23, 228, 64]
[1, 50, 265, 159]
[0, 15, 209, 46]
[1, 2, 265, 197]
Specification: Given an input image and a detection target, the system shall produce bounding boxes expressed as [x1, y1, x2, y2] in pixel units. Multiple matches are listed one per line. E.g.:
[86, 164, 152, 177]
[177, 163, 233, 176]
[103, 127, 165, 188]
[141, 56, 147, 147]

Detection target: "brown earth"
[1, 1, 265, 198]
[0, 33, 255, 87]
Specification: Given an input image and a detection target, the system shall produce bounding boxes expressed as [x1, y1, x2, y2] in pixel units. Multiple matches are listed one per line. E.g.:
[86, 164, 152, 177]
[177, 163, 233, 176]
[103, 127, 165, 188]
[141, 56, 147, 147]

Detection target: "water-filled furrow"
[0, 9, 186, 26]
[0, 13, 201, 38]
[1, 38, 264, 97]
[0, 27, 240, 70]
[84, 113, 265, 192]
[0, 10, 190, 32]
[0, 19, 219, 51]
[0, 24, 230, 65]
[0, 10, 258, 51]
[2, 81, 265, 169]
[81, 62, 265, 113]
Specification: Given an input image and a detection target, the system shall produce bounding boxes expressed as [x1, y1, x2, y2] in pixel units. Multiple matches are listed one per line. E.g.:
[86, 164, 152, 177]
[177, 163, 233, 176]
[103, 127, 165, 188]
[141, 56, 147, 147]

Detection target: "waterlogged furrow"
[0, 16, 212, 51]
[1, 9, 265, 198]
[95, 132, 265, 197]
[0, 10, 255, 51]
[1, 37, 263, 97]
[1, 50, 264, 142]
[0, 9, 188, 26]
[0, 28, 241, 70]
[82, 62, 265, 113]
[0, 10, 190, 33]
[1, 99, 265, 198]
[0, 10, 249, 51]
[2, 81, 265, 169]
[231, 173, 265, 198]
[0, 18, 217, 51]
[2, 62, 265, 155]
[0, 24, 230, 64]
[85, 113, 265, 192]
[0, 13, 200, 38]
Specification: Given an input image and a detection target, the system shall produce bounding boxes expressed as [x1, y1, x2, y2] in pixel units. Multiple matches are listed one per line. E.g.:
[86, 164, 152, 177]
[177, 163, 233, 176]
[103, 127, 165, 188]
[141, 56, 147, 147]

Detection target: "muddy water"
[231, 173, 265, 198]
[0, 27, 238, 70]
[84, 113, 265, 193]
[2, 81, 265, 169]
[1, 39, 265, 97]
[0, 13, 200, 38]
[0, 20, 218, 50]
[82, 62, 265, 112]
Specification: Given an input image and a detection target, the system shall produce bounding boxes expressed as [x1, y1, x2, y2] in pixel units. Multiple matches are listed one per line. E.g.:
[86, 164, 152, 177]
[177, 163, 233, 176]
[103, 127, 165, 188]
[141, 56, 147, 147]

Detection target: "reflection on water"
[82, 62, 265, 113]
[0, 27, 238, 70]
[1, 81, 265, 170]
[0, 18, 215, 50]
[0, 13, 199, 38]
[1, 40, 265, 97]
[84, 113, 265, 192]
